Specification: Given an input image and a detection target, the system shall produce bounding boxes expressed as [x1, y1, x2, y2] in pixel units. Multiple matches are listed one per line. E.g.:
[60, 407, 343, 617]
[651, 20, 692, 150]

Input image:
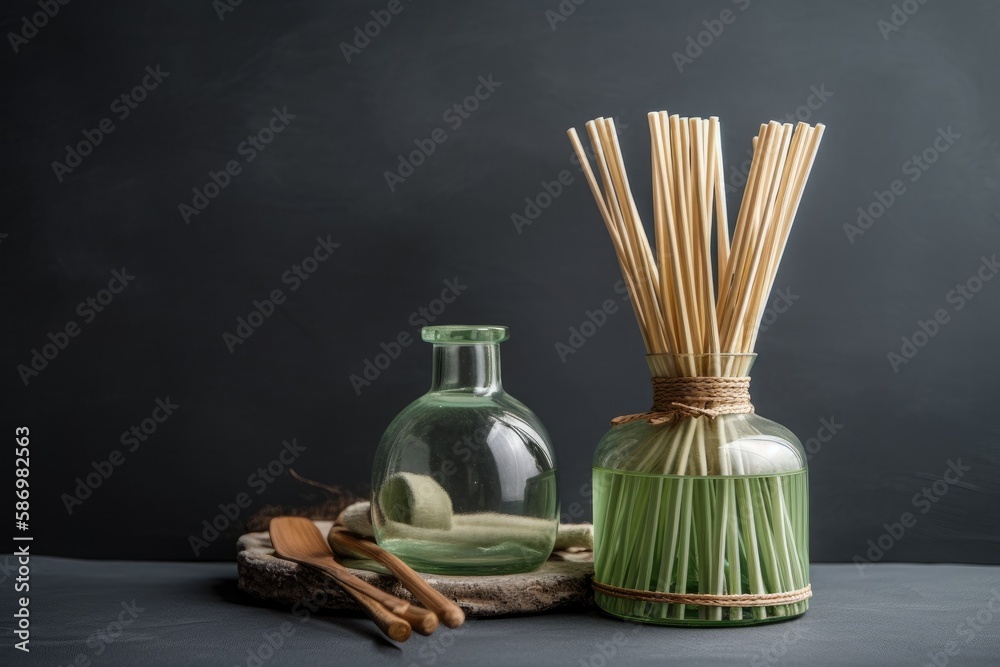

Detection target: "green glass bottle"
[371, 325, 558, 575]
[592, 353, 810, 626]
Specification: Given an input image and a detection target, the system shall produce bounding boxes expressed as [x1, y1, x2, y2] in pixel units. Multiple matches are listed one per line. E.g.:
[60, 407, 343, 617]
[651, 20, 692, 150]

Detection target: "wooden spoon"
[269, 517, 438, 640]
[329, 528, 465, 628]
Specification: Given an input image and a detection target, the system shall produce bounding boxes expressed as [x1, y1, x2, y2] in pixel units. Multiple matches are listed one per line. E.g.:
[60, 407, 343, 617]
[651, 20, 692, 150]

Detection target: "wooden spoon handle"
[307, 557, 437, 635]
[304, 557, 417, 617]
[330, 529, 466, 628]
[395, 604, 439, 636]
[334, 566, 438, 634]
[339, 584, 412, 642]
[293, 559, 414, 641]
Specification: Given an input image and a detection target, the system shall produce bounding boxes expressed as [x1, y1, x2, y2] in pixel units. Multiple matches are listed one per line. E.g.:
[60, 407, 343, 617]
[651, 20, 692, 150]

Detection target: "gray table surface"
[2, 556, 998, 666]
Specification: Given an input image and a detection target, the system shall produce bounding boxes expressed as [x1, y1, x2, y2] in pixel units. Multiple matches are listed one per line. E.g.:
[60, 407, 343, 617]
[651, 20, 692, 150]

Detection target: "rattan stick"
[568, 128, 654, 350]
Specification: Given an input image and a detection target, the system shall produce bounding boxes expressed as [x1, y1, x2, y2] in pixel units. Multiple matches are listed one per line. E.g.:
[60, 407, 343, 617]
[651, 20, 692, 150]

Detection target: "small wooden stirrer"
[329, 528, 466, 628]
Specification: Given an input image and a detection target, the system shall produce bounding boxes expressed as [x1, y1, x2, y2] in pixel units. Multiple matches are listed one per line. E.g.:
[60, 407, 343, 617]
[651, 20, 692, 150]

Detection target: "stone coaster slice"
[237, 521, 595, 617]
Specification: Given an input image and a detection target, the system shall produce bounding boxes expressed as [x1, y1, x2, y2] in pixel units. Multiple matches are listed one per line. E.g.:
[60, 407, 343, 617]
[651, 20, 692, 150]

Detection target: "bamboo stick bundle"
[567, 112, 824, 625]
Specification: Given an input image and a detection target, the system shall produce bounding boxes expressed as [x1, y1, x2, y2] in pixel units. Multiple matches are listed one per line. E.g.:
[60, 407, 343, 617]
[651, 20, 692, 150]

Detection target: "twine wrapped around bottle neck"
[612, 376, 754, 426]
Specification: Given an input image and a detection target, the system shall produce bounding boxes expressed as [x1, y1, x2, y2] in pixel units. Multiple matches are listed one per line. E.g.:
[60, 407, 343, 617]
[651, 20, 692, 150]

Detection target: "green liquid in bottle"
[593, 467, 809, 626]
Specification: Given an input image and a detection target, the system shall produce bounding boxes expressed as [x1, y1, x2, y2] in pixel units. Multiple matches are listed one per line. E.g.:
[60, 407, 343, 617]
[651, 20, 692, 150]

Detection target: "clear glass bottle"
[371, 325, 558, 575]
[592, 353, 809, 626]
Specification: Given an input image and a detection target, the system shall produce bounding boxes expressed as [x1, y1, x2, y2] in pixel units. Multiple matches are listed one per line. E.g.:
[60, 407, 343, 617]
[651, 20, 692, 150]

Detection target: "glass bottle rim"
[422, 325, 509, 344]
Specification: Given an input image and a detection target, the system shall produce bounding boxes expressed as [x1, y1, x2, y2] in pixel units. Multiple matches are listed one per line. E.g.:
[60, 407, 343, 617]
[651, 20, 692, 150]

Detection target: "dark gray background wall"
[3, 0, 998, 563]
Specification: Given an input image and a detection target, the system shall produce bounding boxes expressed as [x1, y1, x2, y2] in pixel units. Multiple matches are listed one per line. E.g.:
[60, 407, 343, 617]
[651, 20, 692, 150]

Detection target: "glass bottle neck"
[430, 343, 503, 394]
